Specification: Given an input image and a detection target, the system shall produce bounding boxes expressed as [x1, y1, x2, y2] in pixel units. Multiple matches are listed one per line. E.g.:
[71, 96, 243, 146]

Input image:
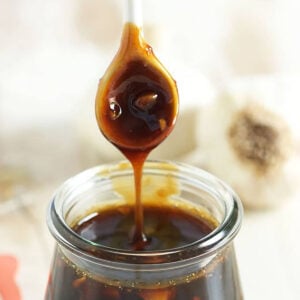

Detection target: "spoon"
[95, 0, 179, 248]
[95, 0, 179, 154]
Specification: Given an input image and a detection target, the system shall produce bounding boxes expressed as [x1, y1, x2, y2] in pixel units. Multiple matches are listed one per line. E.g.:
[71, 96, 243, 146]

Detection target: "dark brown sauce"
[95, 23, 179, 248]
[73, 204, 215, 251]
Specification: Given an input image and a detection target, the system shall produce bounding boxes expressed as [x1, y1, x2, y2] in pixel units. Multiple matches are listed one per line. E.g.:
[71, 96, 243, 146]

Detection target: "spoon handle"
[124, 0, 143, 27]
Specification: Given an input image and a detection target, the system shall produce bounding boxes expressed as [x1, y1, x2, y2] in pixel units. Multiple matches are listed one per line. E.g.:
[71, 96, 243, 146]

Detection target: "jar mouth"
[47, 160, 243, 264]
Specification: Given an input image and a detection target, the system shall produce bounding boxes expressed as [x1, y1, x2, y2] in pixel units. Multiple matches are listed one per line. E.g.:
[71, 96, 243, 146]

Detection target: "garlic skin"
[186, 76, 300, 209]
[228, 103, 292, 176]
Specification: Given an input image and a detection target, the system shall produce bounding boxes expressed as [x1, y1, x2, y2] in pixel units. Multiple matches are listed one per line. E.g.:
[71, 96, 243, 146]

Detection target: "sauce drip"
[95, 23, 179, 249]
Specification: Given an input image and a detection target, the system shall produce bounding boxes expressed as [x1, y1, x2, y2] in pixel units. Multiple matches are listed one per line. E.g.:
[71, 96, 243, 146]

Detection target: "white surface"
[236, 196, 300, 300]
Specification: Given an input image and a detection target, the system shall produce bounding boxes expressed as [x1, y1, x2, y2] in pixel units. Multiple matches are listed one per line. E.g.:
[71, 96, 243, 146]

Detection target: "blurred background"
[0, 0, 300, 299]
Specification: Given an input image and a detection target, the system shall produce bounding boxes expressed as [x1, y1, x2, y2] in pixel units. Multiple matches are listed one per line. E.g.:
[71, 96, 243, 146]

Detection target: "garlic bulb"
[184, 76, 300, 209]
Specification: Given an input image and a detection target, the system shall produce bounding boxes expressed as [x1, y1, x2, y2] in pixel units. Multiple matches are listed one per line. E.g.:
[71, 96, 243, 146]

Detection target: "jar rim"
[47, 160, 243, 264]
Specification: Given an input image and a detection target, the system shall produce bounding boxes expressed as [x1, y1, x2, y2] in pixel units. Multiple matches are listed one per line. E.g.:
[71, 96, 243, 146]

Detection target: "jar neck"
[47, 160, 243, 265]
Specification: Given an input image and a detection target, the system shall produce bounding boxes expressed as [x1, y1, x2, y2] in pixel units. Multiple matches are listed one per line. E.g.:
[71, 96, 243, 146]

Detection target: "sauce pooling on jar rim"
[95, 22, 179, 249]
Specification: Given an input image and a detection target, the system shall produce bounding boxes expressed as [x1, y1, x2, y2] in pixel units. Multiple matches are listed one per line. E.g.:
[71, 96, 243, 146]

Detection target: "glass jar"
[45, 160, 243, 300]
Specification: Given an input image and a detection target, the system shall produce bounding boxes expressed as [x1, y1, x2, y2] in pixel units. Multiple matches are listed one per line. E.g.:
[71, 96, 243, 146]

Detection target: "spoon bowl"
[95, 1, 179, 153]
